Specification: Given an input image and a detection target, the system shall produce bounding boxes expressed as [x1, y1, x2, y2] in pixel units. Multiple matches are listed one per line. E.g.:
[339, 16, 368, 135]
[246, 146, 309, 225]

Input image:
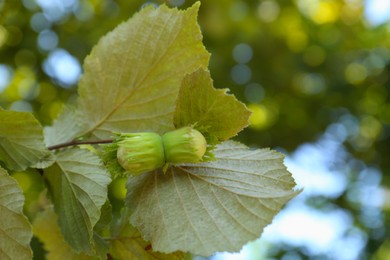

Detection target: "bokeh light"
[38, 30, 58, 51]
[257, 0, 280, 23]
[345, 62, 368, 85]
[35, 0, 78, 22]
[364, 0, 390, 26]
[293, 73, 326, 95]
[232, 43, 253, 64]
[244, 83, 265, 103]
[231, 64, 252, 85]
[0, 65, 12, 93]
[43, 49, 81, 87]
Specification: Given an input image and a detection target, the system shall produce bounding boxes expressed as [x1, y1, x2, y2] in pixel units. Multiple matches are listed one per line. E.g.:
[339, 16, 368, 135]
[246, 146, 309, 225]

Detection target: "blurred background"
[1, 0, 390, 259]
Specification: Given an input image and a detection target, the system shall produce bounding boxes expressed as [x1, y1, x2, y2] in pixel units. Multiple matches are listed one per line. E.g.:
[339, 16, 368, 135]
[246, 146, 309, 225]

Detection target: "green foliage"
[110, 209, 186, 259]
[174, 68, 251, 141]
[33, 207, 90, 260]
[44, 148, 111, 255]
[44, 105, 83, 147]
[100, 139, 126, 178]
[1, 0, 390, 258]
[0, 166, 32, 259]
[0, 110, 49, 170]
[0, 2, 299, 259]
[126, 141, 299, 256]
[76, 2, 210, 139]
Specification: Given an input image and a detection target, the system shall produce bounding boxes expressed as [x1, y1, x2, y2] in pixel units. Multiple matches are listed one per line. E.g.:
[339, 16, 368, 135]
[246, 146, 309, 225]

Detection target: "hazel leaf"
[44, 104, 83, 147]
[0, 110, 49, 171]
[0, 166, 33, 259]
[77, 2, 210, 140]
[126, 141, 300, 256]
[44, 148, 111, 255]
[174, 68, 251, 141]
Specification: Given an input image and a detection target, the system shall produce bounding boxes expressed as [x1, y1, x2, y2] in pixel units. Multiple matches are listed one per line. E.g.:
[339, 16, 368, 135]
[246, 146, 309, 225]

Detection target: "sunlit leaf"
[0, 110, 49, 170]
[126, 141, 300, 256]
[77, 3, 210, 139]
[0, 166, 33, 259]
[44, 148, 111, 255]
[33, 207, 90, 260]
[174, 68, 251, 141]
[34, 205, 112, 260]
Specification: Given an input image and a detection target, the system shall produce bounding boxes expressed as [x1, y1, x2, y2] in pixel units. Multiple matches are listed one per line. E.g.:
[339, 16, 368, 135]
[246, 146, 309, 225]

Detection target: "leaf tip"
[192, 1, 201, 11]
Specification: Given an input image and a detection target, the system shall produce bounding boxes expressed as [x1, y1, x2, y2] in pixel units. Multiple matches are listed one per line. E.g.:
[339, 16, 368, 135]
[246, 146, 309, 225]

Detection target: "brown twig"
[47, 139, 113, 150]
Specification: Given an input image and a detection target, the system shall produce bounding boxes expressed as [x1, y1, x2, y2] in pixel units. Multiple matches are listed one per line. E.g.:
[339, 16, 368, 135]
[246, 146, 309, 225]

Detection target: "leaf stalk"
[47, 139, 113, 150]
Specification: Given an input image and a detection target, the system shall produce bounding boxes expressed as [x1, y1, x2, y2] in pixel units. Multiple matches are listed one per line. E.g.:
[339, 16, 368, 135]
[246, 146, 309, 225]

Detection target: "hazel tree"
[0, 3, 299, 259]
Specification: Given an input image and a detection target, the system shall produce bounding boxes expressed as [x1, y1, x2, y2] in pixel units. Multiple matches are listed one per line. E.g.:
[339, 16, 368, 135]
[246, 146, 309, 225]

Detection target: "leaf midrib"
[80, 11, 181, 138]
[177, 166, 295, 199]
[56, 158, 93, 245]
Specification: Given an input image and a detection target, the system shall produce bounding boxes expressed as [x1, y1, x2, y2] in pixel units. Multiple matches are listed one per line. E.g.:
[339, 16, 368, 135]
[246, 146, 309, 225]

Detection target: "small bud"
[162, 127, 207, 164]
[117, 132, 165, 175]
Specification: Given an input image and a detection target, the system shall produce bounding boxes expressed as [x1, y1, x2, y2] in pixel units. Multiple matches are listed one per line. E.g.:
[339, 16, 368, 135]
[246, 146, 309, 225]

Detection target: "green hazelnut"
[117, 132, 165, 175]
[162, 127, 207, 164]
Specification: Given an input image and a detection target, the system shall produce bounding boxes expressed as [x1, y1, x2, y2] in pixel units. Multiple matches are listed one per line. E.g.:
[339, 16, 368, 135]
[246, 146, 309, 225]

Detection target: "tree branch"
[48, 139, 113, 150]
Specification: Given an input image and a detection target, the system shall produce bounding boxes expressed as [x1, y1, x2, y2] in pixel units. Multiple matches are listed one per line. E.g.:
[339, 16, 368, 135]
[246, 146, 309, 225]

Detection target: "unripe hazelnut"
[117, 132, 165, 175]
[162, 127, 207, 164]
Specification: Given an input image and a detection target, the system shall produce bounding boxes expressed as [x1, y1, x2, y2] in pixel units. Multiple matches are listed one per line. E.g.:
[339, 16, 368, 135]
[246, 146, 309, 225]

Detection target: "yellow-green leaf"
[77, 2, 210, 139]
[175, 68, 251, 141]
[0, 166, 33, 259]
[0, 110, 49, 170]
[126, 141, 300, 256]
[33, 207, 91, 260]
[110, 222, 185, 260]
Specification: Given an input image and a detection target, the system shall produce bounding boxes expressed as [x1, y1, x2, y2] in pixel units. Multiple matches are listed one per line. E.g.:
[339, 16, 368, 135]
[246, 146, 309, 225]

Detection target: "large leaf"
[174, 68, 251, 141]
[126, 141, 300, 256]
[44, 148, 111, 255]
[33, 207, 90, 260]
[0, 110, 49, 170]
[0, 166, 33, 259]
[77, 3, 210, 139]
[44, 104, 83, 147]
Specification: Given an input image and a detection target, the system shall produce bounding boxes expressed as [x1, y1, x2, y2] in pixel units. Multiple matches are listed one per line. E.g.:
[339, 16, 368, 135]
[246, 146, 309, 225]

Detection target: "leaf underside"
[44, 148, 111, 255]
[44, 104, 83, 147]
[76, 3, 210, 140]
[126, 141, 300, 256]
[0, 110, 49, 171]
[0, 167, 33, 260]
